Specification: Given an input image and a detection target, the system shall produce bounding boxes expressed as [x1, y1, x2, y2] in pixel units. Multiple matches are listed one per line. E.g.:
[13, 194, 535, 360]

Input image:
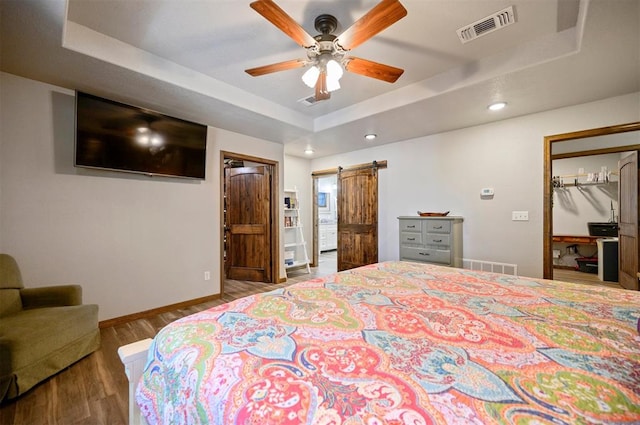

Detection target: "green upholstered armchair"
[0, 254, 100, 402]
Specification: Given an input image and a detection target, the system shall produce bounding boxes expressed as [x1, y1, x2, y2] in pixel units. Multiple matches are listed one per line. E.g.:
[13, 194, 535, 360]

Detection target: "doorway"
[315, 174, 338, 274]
[543, 122, 640, 289]
[220, 151, 280, 295]
[311, 160, 386, 272]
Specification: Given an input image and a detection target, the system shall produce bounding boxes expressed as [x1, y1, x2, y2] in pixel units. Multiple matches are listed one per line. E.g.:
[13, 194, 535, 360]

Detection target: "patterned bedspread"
[137, 261, 640, 424]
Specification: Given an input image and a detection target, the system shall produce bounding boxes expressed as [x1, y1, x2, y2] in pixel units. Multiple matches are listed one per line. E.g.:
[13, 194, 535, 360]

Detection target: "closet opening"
[543, 122, 640, 290]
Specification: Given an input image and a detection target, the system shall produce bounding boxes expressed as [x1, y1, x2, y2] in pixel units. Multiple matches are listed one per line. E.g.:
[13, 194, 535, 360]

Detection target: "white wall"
[310, 92, 640, 278]
[283, 155, 312, 262]
[552, 153, 621, 235]
[0, 72, 284, 320]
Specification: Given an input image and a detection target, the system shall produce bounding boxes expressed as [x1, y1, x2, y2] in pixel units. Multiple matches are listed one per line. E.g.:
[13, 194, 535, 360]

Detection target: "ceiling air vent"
[298, 95, 322, 107]
[457, 6, 516, 44]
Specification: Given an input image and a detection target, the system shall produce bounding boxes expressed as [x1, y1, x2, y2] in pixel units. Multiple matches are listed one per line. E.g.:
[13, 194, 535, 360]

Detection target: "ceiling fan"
[245, 0, 408, 101]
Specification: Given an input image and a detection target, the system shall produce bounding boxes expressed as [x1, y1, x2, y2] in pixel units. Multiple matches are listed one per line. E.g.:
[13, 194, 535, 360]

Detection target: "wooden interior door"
[225, 166, 272, 282]
[618, 151, 639, 290]
[336, 166, 378, 271]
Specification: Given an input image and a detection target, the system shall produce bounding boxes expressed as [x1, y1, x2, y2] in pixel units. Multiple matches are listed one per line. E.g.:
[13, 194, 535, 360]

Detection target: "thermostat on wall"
[481, 188, 495, 197]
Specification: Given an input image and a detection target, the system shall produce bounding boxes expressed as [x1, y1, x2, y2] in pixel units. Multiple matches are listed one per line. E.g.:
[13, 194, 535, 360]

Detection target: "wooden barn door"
[618, 151, 639, 290]
[336, 163, 379, 271]
[225, 166, 272, 282]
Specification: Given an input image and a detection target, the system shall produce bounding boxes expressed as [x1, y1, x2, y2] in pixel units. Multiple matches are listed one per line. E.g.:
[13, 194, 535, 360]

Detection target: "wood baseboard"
[99, 293, 221, 328]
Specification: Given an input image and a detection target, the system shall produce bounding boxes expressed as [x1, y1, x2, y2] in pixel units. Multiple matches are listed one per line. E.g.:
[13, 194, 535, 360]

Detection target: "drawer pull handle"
[407, 225, 416, 228]
[419, 252, 430, 256]
[433, 239, 442, 243]
[407, 237, 415, 241]
[433, 226, 443, 229]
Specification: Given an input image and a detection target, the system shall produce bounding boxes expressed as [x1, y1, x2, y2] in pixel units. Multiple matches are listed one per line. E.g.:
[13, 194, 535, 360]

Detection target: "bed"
[122, 261, 640, 424]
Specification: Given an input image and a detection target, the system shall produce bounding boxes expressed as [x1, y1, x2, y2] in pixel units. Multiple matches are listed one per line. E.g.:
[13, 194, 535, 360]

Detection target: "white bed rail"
[118, 338, 153, 425]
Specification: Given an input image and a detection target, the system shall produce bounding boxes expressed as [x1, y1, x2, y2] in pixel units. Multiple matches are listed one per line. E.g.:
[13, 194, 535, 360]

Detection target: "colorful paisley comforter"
[137, 261, 640, 424]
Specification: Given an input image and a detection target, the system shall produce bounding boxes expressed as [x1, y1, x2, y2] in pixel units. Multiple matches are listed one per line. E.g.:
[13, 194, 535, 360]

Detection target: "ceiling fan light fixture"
[304, 147, 315, 155]
[325, 59, 343, 92]
[326, 59, 343, 80]
[302, 66, 320, 88]
[326, 76, 341, 92]
[247, 1, 407, 99]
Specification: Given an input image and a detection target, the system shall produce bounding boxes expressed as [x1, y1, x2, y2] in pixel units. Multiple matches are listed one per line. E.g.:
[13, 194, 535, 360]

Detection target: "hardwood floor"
[0, 256, 619, 425]
[553, 268, 623, 289]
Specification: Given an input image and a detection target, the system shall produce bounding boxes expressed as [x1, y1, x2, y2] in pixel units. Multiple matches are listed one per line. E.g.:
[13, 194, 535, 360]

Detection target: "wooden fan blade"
[336, 0, 407, 51]
[345, 57, 404, 83]
[245, 59, 307, 77]
[250, 0, 317, 48]
[315, 72, 331, 100]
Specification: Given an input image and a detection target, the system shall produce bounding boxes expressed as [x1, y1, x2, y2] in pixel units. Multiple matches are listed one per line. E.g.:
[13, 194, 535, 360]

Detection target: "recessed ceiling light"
[364, 133, 377, 141]
[488, 102, 507, 111]
[304, 148, 314, 155]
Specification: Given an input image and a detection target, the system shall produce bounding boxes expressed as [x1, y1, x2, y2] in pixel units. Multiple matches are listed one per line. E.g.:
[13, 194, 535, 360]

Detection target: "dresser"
[398, 216, 463, 267]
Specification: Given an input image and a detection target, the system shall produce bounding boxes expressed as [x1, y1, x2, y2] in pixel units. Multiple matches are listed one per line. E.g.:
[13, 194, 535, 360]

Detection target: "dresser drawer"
[400, 232, 423, 245]
[426, 220, 451, 233]
[425, 233, 450, 246]
[399, 219, 421, 232]
[400, 246, 450, 264]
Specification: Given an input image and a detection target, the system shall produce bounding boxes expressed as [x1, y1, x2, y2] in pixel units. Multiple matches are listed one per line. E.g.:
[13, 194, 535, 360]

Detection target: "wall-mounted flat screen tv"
[75, 92, 207, 179]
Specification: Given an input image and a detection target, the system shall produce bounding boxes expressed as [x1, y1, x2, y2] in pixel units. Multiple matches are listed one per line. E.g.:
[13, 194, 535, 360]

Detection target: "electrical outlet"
[204, 271, 211, 281]
[512, 211, 529, 221]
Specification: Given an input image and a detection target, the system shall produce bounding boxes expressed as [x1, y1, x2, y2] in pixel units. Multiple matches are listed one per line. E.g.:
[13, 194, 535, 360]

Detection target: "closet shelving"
[284, 188, 310, 275]
[552, 170, 618, 188]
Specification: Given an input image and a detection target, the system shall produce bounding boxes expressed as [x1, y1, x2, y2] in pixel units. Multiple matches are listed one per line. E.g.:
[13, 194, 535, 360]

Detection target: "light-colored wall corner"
[0, 72, 284, 321]
[310, 92, 640, 278]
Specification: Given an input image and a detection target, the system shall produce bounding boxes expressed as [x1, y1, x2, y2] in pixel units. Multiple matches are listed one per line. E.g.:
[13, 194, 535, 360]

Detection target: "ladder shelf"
[284, 188, 311, 275]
